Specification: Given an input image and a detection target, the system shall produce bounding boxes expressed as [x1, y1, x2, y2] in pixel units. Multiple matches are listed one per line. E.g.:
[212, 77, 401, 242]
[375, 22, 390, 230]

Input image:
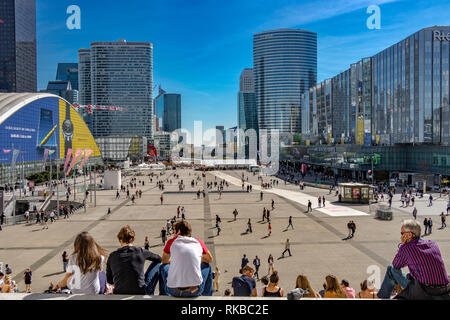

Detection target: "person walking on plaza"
[49, 210, 56, 223]
[267, 254, 274, 275]
[216, 219, 221, 236]
[107, 207, 111, 215]
[412, 207, 417, 220]
[161, 227, 167, 245]
[322, 196, 326, 207]
[241, 254, 249, 273]
[213, 266, 220, 292]
[25, 210, 30, 224]
[266, 209, 271, 222]
[428, 217, 433, 234]
[233, 208, 238, 221]
[268, 222, 272, 237]
[424, 218, 429, 235]
[271, 199, 275, 210]
[247, 219, 252, 233]
[377, 219, 450, 299]
[253, 256, 261, 280]
[181, 207, 185, 220]
[160, 194, 164, 205]
[318, 196, 322, 208]
[177, 206, 180, 219]
[281, 239, 292, 257]
[428, 194, 433, 206]
[144, 236, 150, 251]
[286, 216, 294, 230]
[307, 200, 312, 213]
[440, 212, 446, 229]
[350, 221, 356, 238]
[116, 190, 120, 200]
[23, 268, 32, 293]
[346, 221, 353, 238]
[262, 208, 266, 222]
[260, 191, 263, 201]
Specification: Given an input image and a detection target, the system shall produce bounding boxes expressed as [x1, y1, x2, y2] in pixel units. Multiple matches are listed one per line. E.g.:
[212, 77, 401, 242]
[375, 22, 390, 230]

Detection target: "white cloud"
[263, 0, 401, 29]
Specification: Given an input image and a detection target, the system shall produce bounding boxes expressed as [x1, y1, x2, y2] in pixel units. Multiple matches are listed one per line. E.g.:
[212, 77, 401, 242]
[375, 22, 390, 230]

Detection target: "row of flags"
[3, 147, 93, 178]
[72, 104, 128, 114]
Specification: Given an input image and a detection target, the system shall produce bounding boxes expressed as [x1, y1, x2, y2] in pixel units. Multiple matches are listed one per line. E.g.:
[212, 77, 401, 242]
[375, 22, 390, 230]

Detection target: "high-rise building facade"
[56, 63, 79, 90]
[78, 40, 153, 138]
[0, 0, 37, 93]
[302, 26, 450, 147]
[154, 86, 181, 133]
[253, 29, 317, 134]
[238, 68, 258, 133]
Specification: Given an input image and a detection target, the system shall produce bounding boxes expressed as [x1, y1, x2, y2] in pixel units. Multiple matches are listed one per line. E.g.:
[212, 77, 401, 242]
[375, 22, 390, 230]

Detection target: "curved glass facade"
[253, 29, 317, 134]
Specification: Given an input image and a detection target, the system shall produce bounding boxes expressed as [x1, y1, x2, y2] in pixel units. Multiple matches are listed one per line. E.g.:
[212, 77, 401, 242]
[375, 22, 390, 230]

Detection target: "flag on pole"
[41, 149, 49, 171]
[66, 149, 83, 176]
[63, 148, 73, 172]
[3, 149, 11, 154]
[79, 149, 93, 171]
[10, 149, 20, 172]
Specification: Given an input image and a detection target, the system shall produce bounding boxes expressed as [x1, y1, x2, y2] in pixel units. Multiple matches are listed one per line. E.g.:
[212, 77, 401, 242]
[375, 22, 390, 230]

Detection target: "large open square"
[1, 168, 449, 296]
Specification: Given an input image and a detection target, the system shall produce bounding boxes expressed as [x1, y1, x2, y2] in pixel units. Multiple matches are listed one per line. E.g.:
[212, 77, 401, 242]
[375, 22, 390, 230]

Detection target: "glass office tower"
[302, 26, 450, 147]
[238, 68, 258, 132]
[78, 40, 154, 139]
[56, 63, 79, 90]
[253, 29, 317, 134]
[154, 86, 181, 133]
[0, 0, 36, 93]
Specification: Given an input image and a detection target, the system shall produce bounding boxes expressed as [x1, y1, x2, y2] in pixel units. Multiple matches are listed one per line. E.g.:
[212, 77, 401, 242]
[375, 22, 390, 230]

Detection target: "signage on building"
[434, 30, 450, 41]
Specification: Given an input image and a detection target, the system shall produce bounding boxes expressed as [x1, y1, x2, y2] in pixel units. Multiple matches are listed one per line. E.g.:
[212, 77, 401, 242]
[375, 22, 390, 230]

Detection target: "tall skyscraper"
[154, 86, 182, 133]
[0, 0, 37, 93]
[238, 68, 258, 133]
[56, 63, 79, 90]
[78, 40, 153, 138]
[253, 29, 317, 134]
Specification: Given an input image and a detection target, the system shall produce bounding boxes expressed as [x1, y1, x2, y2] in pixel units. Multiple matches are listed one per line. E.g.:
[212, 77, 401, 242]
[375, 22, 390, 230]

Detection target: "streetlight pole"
[89, 162, 92, 203]
[94, 165, 97, 208]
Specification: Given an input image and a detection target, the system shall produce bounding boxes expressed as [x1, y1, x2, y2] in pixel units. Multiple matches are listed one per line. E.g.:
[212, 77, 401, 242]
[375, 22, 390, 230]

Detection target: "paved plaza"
[1, 168, 449, 296]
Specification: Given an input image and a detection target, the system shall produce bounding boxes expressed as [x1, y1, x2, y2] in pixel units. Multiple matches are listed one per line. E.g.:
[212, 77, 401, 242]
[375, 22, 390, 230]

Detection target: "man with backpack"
[232, 266, 256, 296]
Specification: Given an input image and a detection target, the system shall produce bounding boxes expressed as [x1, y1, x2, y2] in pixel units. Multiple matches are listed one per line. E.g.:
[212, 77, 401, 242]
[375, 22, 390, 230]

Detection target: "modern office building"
[290, 26, 450, 181]
[154, 86, 181, 133]
[96, 136, 147, 163]
[44, 81, 79, 104]
[238, 68, 258, 133]
[253, 29, 317, 134]
[0, 0, 37, 93]
[0, 93, 101, 185]
[56, 63, 79, 91]
[78, 40, 153, 139]
[302, 26, 450, 147]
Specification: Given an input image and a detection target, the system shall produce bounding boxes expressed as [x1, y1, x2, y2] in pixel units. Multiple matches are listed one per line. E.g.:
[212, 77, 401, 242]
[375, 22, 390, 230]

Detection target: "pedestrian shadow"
[31, 229, 43, 232]
[342, 236, 353, 241]
[150, 244, 164, 248]
[261, 235, 270, 239]
[43, 271, 65, 278]
[240, 232, 249, 236]
[227, 220, 236, 223]
[208, 235, 219, 239]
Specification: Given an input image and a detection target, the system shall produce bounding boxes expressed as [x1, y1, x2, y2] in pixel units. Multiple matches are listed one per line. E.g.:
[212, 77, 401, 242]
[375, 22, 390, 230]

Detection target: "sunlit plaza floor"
[1, 168, 449, 296]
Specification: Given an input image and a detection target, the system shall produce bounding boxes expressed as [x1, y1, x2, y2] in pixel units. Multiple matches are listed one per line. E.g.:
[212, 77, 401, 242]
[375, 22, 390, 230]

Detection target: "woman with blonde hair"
[324, 275, 347, 298]
[357, 280, 378, 299]
[1, 276, 14, 293]
[53, 232, 108, 294]
[295, 274, 321, 298]
[213, 266, 221, 292]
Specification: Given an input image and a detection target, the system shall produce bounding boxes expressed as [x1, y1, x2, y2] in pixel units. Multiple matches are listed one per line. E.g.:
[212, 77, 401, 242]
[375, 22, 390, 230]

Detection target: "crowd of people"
[2, 168, 450, 301]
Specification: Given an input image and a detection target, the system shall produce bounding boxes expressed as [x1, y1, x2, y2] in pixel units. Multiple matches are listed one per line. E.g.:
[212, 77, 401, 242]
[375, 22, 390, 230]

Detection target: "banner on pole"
[79, 149, 93, 171]
[63, 148, 73, 172]
[41, 149, 49, 171]
[66, 149, 83, 176]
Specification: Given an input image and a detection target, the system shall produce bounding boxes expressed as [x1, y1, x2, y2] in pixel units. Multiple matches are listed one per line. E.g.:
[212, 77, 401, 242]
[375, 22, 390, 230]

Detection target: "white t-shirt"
[256, 285, 267, 297]
[163, 236, 208, 288]
[67, 254, 104, 294]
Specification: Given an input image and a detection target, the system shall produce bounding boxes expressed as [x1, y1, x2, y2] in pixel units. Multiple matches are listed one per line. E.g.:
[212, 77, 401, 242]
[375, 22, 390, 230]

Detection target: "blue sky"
[36, 0, 450, 134]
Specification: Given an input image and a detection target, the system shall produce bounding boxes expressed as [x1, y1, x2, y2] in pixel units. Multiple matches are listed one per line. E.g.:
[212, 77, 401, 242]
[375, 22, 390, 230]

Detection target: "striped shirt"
[393, 238, 449, 286]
